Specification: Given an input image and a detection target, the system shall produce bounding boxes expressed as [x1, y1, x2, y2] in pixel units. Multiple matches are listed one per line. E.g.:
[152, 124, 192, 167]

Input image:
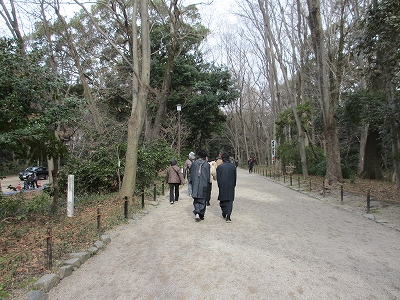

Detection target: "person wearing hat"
[183, 151, 195, 196]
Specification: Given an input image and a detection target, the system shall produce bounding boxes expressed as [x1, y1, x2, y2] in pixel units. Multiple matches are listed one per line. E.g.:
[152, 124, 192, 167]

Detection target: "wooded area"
[0, 0, 399, 210]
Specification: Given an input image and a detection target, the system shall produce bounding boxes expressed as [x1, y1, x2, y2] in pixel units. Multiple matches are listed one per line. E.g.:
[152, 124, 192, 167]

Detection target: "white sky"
[59, 0, 238, 63]
[0, 0, 237, 64]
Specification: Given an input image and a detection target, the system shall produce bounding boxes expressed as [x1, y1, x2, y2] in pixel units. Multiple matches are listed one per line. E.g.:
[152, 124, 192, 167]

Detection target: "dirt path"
[47, 168, 400, 299]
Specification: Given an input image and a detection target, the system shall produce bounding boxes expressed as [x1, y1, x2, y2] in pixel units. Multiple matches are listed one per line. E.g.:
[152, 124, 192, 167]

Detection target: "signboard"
[271, 139, 276, 163]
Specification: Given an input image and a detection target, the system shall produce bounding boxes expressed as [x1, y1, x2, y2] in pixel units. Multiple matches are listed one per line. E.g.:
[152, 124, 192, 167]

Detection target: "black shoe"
[222, 213, 226, 218]
[206, 201, 210, 206]
[226, 215, 231, 223]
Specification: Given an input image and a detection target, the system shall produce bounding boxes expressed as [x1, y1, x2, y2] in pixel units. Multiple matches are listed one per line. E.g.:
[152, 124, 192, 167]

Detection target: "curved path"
[48, 168, 400, 299]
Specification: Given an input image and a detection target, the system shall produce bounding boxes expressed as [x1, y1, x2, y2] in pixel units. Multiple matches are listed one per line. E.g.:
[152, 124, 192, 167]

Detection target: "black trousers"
[169, 183, 180, 202]
[219, 200, 233, 216]
[193, 198, 207, 217]
[205, 182, 212, 204]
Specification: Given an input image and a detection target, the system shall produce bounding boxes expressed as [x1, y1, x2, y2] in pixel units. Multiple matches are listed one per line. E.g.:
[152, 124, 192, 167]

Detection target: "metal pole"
[367, 189, 371, 213]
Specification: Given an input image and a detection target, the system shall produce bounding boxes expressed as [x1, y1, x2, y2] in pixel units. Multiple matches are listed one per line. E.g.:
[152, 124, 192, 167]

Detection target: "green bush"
[341, 164, 355, 180]
[0, 195, 23, 219]
[58, 140, 176, 196]
[277, 141, 355, 179]
[308, 159, 327, 176]
[277, 141, 326, 175]
[135, 140, 177, 191]
[0, 191, 52, 220]
[24, 193, 52, 214]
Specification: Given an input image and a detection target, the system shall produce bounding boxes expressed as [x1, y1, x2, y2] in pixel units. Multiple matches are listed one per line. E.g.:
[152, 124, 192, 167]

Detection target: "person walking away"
[217, 152, 237, 223]
[190, 150, 210, 221]
[206, 159, 217, 206]
[248, 157, 254, 173]
[166, 159, 184, 204]
[183, 152, 195, 196]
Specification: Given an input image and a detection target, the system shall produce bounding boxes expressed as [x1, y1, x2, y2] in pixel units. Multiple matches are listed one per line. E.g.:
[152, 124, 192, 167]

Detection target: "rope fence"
[253, 165, 378, 215]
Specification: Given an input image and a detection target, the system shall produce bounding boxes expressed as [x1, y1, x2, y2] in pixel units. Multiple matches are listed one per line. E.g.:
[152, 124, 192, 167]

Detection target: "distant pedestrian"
[190, 150, 210, 221]
[166, 159, 184, 204]
[183, 152, 195, 196]
[248, 157, 254, 173]
[217, 152, 237, 223]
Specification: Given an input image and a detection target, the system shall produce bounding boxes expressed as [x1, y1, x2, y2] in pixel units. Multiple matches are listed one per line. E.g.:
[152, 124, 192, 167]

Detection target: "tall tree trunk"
[360, 129, 383, 179]
[358, 123, 368, 175]
[51, 157, 60, 214]
[119, 0, 151, 206]
[307, 0, 342, 185]
[386, 77, 400, 187]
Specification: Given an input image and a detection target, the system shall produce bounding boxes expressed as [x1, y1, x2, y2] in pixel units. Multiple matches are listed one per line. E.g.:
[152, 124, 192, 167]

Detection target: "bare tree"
[0, 0, 25, 52]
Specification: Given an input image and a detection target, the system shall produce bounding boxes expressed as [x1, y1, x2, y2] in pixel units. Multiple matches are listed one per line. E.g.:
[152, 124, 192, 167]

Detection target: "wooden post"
[97, 207, 101, 235]
[124, 196, 128, 219]
[341, 185, 343, 204]
[46, 227, 52, 269]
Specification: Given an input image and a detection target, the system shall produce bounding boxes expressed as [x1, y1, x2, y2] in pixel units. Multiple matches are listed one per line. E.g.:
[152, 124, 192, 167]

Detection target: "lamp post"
[176, 104, 181, 155]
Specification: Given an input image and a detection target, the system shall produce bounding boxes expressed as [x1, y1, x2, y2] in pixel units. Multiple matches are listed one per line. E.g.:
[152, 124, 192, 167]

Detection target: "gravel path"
[47, 168, 400, 300]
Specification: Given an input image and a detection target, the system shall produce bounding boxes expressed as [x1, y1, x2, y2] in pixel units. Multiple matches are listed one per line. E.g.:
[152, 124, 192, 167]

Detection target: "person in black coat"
[190, 149, 210, 221]
[216, 152, 237, 223]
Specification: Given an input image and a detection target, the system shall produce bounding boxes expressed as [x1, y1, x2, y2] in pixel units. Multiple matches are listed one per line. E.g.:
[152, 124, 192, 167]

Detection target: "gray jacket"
[189, 158, 210, 198]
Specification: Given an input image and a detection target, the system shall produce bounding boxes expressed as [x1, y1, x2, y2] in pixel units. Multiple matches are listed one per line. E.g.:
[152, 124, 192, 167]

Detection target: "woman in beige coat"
[166, 159, 184, 204]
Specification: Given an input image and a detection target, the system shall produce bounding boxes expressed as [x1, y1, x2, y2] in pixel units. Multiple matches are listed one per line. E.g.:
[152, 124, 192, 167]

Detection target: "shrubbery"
[58, 140, 177, 196]
[277, 141, 355, 179]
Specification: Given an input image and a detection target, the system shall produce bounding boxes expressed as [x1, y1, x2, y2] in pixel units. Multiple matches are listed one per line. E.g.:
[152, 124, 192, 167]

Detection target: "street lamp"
[176, 104, 181, 155]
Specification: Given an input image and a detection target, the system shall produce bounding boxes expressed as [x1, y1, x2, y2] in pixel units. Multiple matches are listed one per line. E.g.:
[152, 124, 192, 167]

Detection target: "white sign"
[271, 140, 276, 163]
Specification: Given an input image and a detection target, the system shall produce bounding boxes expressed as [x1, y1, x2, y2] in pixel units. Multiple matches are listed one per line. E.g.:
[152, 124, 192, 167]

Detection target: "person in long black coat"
[216, 152, 237, 223]
[190, 149, 210, 221]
